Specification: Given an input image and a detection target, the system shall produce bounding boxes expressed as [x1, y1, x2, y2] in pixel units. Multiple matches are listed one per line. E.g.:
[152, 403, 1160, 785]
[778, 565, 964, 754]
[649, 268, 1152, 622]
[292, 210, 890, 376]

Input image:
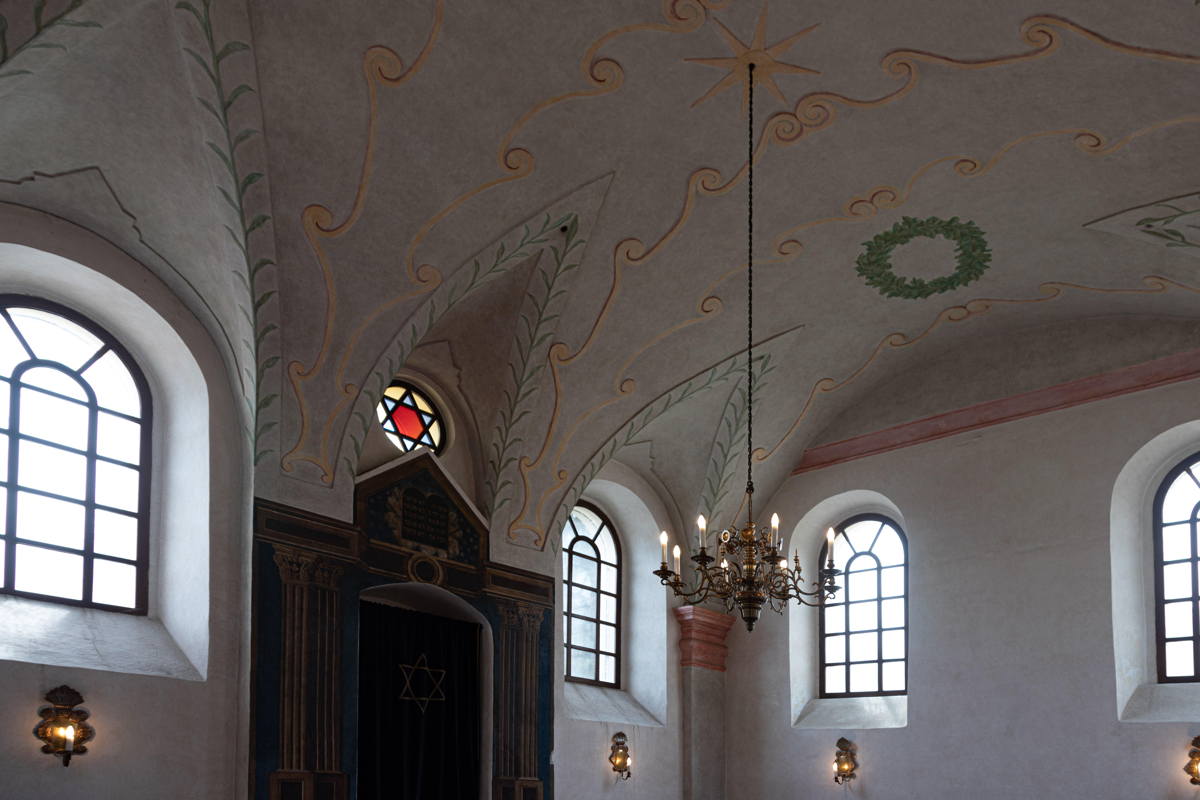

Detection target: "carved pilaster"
[274, 546, 318, 772]
[270, 545, 347, 800]
[493, 600, 544, 800]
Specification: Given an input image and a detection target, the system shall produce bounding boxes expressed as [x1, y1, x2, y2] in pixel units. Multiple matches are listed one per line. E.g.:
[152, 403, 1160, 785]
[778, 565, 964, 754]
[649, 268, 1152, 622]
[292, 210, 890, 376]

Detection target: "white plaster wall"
[0, 206, 250, 799]
[726, 376, 1200, 800]
[553, 461, 683, 800]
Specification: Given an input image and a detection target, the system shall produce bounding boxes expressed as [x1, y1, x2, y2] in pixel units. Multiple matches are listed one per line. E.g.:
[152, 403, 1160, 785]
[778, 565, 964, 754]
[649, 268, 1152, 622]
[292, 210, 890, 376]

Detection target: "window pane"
[844, 520, 881, 554]
[1165, 601, 1194, 639]
[848, 570, 878, 601]
[600, 564, 617, 593]
[824, 604, 846, 634]
[571, 554, 597, 588]
[15, 490, 84, 550]
[571, 586, 597, 618]
[14, 544, 83, 600]
[849, 662, 878, 693]
[20, 366, 85, 401]
[824, 634, 846, 664]
[92, 559, 136, 608]
[881, 598, 905, 629]
[831, 535, 853, 568]
[825, 665, 846, 694]
[880, 566, 904, 598]
[599, 655, 616, 684]
[872, 528, 905, 567]
[600, 593, 616, 623]
[1162, 523, 1192, 561]
[882, 661, 906, 691]
[0, 534, 4, 588]
[0, 317, 29, 377]
[848, 601, 877, 632]
[18, 385, 88, 450]
[570, 649, 596, 680]
[1164, 562, 1193, 600]
[571, 618, 596, 649]
[599, 624, 616, 653]
[94, 509, 138, 560]
[0, 432, 7, 481]
[8, 308, 101, 370]
[1163, 472, 1200, 524]
[96, 412, 140, 465]
[1165, 640, 1195, 677]
[95, 461, 140, 512]
[848, 632, 878, 662]
[846, 553, 875, 573]
[17, 439, 86, 499]
[81, 350, 140, 416]
[882, 629, 906, 660]
[595, 528, 616, 563]
[570, 507, 601, 542]
[0, 382, 8, 430]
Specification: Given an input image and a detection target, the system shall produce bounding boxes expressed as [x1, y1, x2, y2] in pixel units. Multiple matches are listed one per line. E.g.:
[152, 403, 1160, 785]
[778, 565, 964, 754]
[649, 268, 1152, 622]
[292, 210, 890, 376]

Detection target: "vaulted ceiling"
[2, 0, 1198, 566]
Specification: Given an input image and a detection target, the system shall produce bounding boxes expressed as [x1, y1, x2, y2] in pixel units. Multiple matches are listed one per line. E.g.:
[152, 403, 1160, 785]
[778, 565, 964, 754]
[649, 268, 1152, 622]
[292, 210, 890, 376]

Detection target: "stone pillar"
[674, 605, 735, 800]
[494, 600, 545, 800]
[270, 544, 347, 800]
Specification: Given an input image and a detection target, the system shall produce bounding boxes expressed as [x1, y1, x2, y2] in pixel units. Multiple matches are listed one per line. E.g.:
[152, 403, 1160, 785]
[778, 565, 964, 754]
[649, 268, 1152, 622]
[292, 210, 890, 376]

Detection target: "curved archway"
[785, 489, 907, 729]
[1111, 419, 1200, 721]
[359, 582, 494, 798]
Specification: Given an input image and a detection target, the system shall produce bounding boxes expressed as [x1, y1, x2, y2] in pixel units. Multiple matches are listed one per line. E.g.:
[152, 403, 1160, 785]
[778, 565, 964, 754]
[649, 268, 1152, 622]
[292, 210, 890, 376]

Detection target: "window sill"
[793, 694, 907, 730]
[0, 593, 202, 680]
[562, 680, 664, 727]
[1120, 682, 1200, 722]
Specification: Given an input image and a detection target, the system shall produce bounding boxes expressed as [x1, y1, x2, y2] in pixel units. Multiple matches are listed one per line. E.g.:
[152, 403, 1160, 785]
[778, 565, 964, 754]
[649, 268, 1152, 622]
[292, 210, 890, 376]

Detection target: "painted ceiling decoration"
[855, 216, 992, 300]
[3, 0, 1200, 569]
[1086, 192, 1200, 255]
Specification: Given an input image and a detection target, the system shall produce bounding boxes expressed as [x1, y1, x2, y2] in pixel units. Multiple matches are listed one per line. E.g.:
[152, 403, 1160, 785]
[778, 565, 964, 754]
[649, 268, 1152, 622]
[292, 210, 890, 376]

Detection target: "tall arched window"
[1154, 453, 1200, 682]
[0, 296, 151, 613]
[819, 514, 907, 697]
[561, 503, 621, 687]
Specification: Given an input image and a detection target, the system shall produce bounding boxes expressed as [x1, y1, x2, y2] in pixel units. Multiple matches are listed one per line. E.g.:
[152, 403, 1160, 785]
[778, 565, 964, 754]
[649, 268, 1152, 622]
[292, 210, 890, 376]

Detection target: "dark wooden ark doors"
[358, 600, 482, 800]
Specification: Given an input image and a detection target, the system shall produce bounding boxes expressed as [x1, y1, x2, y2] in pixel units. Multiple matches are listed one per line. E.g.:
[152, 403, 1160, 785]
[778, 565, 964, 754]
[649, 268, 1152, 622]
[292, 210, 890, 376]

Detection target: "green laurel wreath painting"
[856, 216, 991, 299]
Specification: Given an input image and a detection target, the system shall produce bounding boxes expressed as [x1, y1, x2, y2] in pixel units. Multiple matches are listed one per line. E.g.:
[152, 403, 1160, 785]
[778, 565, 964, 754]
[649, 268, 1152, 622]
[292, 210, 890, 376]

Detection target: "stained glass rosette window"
[819, 515, 908, 697]
[0, 298, 150, 612]
[562, 504, 621, 687]
[376, 381, 444, 454]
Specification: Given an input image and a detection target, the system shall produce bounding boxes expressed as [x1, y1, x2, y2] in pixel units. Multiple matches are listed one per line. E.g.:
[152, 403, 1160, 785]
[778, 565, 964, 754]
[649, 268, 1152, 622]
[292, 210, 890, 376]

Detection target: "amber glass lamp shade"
[1185, 737, 1200, 785]
[833, 737, 858, 785]
[609, 731, 631, 780]
[33, 686, 95, 767]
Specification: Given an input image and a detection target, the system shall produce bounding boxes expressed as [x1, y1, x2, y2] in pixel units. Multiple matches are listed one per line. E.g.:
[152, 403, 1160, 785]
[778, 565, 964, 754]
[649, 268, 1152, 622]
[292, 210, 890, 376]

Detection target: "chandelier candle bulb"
[660, 531, 669, 565]
[673, 544, 682, 574]
[697, 515, 707, 549]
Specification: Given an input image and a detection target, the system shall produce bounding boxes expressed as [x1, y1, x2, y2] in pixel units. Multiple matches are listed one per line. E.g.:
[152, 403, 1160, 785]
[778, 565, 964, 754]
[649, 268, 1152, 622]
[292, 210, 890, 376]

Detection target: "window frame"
[1153, 451, 1200, 684]
[562, 501, 622, 689]
[0, 294, 153, 615]
[377, 379, 447, 456]
[817, 512, 908, 699]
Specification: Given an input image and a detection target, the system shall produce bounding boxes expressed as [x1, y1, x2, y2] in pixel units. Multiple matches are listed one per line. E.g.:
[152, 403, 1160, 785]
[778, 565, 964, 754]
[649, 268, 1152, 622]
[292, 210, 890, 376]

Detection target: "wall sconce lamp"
[833, 737, 858, 785]
[33, 686, 94, 767]
[1185, 736, 1200, 785]
[609, 731, 632, 780]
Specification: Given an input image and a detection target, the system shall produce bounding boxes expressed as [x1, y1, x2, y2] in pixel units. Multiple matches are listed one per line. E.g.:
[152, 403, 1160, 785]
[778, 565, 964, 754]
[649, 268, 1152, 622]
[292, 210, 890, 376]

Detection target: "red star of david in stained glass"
[376, 382, 444, 454]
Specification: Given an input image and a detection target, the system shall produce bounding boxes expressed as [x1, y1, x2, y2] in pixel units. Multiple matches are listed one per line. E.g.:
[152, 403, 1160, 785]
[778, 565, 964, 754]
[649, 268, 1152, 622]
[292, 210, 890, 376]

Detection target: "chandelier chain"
[746, 62, 755, 520]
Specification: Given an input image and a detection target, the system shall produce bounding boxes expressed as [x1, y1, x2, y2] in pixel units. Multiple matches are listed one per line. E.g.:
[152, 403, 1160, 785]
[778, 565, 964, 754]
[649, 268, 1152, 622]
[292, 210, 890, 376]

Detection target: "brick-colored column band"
[673, 606, 736, 671]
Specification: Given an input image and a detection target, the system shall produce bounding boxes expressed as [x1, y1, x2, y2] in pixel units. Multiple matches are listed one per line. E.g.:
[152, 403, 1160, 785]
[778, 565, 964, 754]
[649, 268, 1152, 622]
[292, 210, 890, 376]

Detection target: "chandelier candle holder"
[651, 61, 841, 632]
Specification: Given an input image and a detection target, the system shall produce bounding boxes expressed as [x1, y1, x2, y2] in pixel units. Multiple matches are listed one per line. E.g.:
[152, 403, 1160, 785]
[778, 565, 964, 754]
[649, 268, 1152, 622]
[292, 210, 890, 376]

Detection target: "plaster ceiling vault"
[2, 0, 1200, 564]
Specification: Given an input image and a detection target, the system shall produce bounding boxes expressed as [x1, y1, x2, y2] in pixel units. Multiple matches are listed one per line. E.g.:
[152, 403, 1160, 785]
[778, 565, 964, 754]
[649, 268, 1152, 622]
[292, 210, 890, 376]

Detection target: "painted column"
[673, 605, 735, 800]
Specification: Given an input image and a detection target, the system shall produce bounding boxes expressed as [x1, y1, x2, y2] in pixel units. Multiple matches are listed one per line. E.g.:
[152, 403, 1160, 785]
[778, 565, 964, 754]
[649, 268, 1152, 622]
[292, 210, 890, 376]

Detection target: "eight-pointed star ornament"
[686, 1, 820, 110]
[397, 653, 447, 714]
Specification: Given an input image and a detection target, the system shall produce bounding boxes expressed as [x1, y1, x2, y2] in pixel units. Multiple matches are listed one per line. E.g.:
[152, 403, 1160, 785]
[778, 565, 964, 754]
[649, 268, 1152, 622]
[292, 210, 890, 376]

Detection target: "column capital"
[673, 605, 736, 671]
[273, 544, 319, 584]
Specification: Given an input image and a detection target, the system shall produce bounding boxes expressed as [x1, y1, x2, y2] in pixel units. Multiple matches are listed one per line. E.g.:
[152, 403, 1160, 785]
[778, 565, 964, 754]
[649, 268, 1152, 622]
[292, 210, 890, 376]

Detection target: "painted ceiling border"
[792, 347, 1200, 474]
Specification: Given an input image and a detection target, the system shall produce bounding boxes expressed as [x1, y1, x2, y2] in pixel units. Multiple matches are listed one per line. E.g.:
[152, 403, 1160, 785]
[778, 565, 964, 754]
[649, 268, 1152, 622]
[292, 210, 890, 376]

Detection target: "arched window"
[819, 514, 907, 697]
[1154, 453, 1200, 682]
[376, 380, 445, 454]
[561, 503, 621, 687]
[0, 296, 150, 613]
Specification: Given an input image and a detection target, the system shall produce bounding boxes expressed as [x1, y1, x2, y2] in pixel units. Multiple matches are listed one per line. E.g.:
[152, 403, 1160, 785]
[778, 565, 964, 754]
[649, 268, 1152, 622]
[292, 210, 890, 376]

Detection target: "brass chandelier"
[653, 62, 841, 632]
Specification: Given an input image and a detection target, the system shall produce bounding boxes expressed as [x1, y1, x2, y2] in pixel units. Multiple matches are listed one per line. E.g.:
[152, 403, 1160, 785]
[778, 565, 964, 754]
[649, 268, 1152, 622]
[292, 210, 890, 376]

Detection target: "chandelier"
[653, 62, 841, 632]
